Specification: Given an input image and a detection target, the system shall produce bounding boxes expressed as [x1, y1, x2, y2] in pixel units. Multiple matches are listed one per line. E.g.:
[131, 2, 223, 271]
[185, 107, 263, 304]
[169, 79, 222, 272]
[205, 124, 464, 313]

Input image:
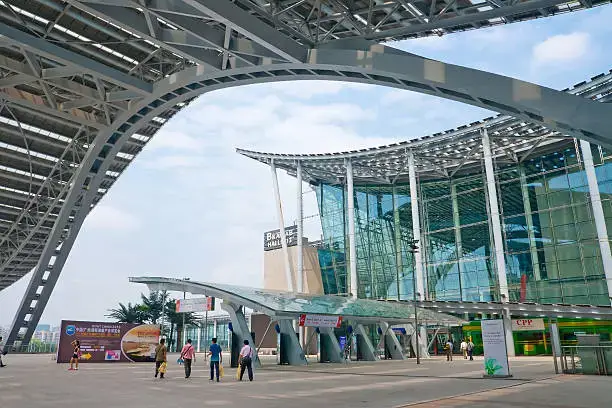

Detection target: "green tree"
[140, 291, 167, 324]
[164, 299, 199, 351]
[106, 302, 147, 324]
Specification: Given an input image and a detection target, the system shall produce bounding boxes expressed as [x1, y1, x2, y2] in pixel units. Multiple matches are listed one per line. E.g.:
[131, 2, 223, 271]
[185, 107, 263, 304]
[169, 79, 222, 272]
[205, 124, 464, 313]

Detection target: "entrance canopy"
[129, 277, 465, 326]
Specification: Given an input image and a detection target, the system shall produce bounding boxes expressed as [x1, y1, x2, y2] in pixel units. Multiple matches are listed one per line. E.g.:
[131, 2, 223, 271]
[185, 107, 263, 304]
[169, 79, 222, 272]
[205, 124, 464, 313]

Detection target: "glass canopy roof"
[129, 276, 466, 325]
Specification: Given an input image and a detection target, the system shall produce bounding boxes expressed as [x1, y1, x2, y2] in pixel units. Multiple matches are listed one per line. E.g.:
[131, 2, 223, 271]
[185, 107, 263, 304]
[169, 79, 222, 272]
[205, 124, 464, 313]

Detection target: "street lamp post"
[182, 277, 190, 350]
[409, 239, 420, 365]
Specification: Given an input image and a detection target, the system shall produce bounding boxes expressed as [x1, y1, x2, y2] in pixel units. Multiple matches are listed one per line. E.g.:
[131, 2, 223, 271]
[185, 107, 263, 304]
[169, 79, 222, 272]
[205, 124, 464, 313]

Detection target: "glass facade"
[316, 140, 611, 306]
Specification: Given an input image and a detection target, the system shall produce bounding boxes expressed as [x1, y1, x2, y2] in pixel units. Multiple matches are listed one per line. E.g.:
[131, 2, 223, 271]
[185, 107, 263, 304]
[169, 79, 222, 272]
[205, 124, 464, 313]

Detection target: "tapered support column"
[407, 324, 430, 359]
[318, 327, 344, 363]
[581, 140, 612, 303]
[519, 167, 541, 281]
[408, 152, 425, 299]
[355, 324, 378, 361]
[270, 160, 295, 292]
[379, 322, 405, 360]
[221, 302, 260, 368]
[346, 159, 358, 299]
[482, 127, 514, 356]
[278, 319, 307, 365]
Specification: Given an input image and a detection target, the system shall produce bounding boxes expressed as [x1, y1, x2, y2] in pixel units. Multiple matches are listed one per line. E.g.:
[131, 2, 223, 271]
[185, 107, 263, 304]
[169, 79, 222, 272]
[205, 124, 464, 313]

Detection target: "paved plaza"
[1, 354, 610, 407]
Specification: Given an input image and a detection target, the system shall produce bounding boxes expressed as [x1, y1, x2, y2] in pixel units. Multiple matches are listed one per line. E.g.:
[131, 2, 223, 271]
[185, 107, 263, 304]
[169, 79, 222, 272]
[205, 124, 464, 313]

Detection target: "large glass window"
[498, 142, 608, 305]
[314, 140, 610, 305]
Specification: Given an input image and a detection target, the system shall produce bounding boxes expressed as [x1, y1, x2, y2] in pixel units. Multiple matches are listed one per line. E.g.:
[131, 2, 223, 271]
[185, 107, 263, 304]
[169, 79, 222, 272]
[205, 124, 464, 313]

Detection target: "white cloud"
[142, 155, 205, 169]
[84, 205, 141, 231]
[532, 32, 590, 65]
[146, 129, 206, 151]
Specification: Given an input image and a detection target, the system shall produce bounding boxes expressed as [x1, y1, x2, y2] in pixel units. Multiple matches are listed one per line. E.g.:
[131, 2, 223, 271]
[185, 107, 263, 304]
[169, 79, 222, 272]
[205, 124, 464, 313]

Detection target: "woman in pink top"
[180, 339, 196, 379]
[238, 339, 254, 381]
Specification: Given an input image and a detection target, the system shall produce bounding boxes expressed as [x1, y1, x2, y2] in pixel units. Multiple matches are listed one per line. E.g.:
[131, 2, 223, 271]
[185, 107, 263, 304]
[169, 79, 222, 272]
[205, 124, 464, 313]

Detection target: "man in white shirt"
[460, 339, 468, 359]
[238, 339, 254, 381]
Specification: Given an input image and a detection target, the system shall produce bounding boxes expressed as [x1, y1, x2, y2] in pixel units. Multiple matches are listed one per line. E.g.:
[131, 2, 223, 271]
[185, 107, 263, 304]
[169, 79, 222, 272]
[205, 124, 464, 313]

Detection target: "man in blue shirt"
[208, 337, 222, 382]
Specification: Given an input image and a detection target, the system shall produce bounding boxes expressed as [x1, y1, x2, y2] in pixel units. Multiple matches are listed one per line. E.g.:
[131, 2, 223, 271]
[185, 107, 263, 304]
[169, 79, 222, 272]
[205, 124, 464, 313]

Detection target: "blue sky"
[1, 7, 611, 326]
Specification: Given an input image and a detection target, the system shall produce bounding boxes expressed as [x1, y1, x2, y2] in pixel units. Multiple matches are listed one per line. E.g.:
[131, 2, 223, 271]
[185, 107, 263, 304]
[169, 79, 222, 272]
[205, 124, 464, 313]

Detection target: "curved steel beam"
[7, 43, 612, 347]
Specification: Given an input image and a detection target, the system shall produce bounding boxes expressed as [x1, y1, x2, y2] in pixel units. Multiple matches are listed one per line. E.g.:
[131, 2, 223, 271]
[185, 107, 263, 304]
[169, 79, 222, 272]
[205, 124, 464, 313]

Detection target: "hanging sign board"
[263, 226, 298, 251]
[175, 297, 214, 313]
[298, 314, 342, 328]
[512, 318, 545, 331]
[481, 319, 511, 377]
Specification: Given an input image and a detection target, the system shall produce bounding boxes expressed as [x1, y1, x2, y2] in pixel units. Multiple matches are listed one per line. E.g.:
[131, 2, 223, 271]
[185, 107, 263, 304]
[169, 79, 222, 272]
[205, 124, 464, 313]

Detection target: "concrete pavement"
[0, 354, 609, 407]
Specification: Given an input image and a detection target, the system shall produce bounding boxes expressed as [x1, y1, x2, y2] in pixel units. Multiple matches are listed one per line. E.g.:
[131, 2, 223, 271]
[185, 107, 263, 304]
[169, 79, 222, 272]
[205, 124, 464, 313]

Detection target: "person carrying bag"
[180, 339, 195, 379]
[238, 339, 254, 382]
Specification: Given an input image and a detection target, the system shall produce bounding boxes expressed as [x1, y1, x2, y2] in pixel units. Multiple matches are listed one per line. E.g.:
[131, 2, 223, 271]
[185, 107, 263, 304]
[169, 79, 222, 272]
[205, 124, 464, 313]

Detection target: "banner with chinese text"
[58, 320, 160, 363]
[298, 314, 342, 328]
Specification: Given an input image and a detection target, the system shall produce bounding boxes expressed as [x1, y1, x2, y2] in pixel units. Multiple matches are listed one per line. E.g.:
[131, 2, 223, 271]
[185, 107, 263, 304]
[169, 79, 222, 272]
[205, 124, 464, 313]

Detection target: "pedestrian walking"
[154, 338, 167, 379]
[69, 340, 81, 371]
[180, 339, 196, 379]
[460, 339, 468, 359]
[467, 339, 475, 361]
[238, 339, 254, 382]
[445, 338, 454, 362]
[208, 337, 222, 382]
[0, 336, 7, 368]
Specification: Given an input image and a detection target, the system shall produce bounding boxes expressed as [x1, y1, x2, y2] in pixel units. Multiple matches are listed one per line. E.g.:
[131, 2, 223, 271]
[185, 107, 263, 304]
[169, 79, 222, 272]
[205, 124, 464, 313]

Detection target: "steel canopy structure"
[237, 70, 612, 185]
[129, 276, 467, 325]
[0, 0, 611, 348]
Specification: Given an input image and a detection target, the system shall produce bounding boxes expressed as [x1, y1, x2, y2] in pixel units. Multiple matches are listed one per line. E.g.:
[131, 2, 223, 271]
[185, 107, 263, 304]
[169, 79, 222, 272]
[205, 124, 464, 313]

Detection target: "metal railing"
[3, 342, 58, 354]
[561, 345, 612, 376]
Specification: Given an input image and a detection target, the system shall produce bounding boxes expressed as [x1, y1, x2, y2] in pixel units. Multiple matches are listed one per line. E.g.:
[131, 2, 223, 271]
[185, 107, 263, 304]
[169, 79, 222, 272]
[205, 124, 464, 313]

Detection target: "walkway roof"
[129, 276, 466, 325]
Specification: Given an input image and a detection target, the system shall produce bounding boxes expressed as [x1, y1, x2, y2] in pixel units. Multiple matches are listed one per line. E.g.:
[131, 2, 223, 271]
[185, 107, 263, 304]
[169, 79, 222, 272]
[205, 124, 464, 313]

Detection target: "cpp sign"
[511, 318, 545, 331]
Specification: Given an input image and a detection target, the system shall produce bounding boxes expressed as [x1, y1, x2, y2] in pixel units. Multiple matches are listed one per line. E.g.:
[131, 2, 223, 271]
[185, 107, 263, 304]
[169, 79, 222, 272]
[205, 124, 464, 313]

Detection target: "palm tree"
[106, 302, 147, 323]
[164, 299, 199, 351]
[140, 291, 167, 324]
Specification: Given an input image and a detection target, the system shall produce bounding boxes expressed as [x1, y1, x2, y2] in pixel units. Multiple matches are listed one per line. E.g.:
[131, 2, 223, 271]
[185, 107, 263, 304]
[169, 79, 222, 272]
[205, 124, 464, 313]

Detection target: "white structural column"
[519, 167, 541, 281]
[392, 187, 403, 300]
[580, 140, 612, 302]
[270, 160, 295, 292]
[346, 159, 358, 299]
[296, 161, 304, 293]
[408, 152, 425, 300]
[482, 128, 509, 300]
[482, 128, 515, 357]
[197, 326, 202, 352]
[451, 183, 463, 299]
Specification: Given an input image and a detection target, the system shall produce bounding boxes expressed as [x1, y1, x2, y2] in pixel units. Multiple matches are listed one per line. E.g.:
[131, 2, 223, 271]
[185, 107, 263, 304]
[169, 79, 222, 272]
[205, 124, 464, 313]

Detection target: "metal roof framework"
[238, 70, 612, 185]
[0, 0, 610, 348]
[129, 276, 468, 325]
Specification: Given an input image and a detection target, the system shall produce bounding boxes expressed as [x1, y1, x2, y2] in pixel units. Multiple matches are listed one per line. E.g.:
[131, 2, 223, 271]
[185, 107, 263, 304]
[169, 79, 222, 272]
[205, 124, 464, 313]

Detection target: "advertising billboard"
[57, 320, 160, 363]
[175, 297, 214, 313]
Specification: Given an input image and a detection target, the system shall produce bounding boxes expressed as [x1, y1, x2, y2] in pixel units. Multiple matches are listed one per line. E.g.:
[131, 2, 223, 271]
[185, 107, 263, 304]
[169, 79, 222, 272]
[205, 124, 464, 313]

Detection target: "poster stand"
[481, 319, 513, 379]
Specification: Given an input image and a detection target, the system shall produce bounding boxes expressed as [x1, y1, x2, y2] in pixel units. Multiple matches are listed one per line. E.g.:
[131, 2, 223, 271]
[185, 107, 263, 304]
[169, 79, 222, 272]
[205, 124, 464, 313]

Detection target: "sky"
[1, 7, 611, 327]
